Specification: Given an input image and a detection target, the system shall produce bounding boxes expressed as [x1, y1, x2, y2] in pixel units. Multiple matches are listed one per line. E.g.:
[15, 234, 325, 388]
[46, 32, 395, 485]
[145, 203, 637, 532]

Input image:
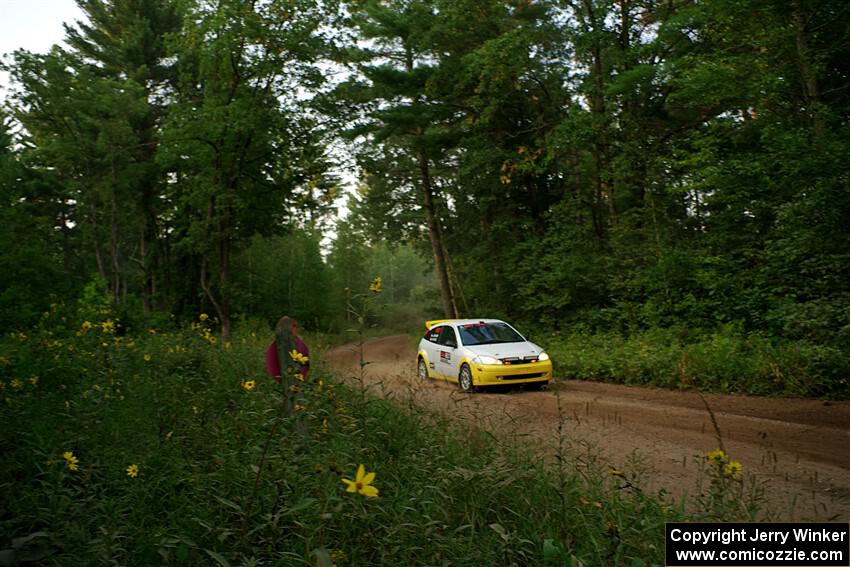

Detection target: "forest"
[1, 0, 848, 396]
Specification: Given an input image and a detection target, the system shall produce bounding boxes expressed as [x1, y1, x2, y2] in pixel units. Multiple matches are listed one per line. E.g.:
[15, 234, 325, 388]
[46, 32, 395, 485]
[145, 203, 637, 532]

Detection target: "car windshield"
[458, 322, 525, 346]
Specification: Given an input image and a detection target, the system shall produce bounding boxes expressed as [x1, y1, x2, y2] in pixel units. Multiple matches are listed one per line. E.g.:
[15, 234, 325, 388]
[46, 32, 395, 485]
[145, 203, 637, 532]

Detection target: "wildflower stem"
[242, 416, 283, 545]
[274, 316, 295, 416]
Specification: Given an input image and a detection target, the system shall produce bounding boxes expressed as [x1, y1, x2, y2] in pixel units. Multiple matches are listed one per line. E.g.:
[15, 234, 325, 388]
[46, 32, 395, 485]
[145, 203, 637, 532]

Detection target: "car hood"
[465, 342, 543, 359]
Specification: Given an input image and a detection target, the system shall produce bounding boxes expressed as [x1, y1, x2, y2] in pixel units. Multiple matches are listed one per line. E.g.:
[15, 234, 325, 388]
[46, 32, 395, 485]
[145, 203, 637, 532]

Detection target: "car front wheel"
[458, 364, 475, 393]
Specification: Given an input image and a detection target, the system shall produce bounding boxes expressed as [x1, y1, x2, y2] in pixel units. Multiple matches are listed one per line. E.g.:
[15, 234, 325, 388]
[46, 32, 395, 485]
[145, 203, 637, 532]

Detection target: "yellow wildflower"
[294, 403, 305, 412]
[10, 378, 23, 389]
[724, 460, 742, 478]
[29, 376, 38, 386]
[341, 464, 379, 497]
[192, 405, 199, 414]
[369, 276, 382, 294]
[199, 313, 209, 321]
[289, 350, 309, 364]
[101, 320, 115, 333]
[148, 328, 157, 335]
[242, 380, 256, 391]
[144, 354, 152, 362]
[127, 464, 140, 478]
[707, 449, 727, 465]
[63, 451, 79, 471]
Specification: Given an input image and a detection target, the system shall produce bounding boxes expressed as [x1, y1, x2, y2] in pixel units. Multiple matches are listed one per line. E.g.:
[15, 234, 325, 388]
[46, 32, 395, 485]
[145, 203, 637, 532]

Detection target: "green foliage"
[4, 319, 765, 565]
[545, 327, 850, 399]
[0, 114, 72, 330]
[231, 231, 334, 330]
[327, 203, 440, 333]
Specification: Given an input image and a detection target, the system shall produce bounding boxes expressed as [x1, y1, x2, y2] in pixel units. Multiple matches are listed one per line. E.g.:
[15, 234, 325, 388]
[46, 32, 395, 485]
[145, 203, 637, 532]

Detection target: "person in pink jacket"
[265, 319, 309, 383]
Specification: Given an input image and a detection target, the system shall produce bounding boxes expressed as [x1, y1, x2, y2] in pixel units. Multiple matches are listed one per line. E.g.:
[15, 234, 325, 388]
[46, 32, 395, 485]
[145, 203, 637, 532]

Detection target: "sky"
[0, 0, 86, 94]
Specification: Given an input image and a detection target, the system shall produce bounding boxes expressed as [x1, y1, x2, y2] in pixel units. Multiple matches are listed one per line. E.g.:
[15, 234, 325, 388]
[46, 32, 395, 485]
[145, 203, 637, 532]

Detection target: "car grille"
[498, 372, 546, 380]
[499, 356, 540, 364]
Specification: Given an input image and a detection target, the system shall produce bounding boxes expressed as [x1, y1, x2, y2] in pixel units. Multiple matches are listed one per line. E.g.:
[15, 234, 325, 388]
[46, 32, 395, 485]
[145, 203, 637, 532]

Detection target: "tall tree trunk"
[90, 201, 106, 283]
[790, 0, 823, 139]
[418, 150, 457, 319]
[218, 229, 232, 342]
[583, 0, 614, 225]
[140, 226, 151, 313]
[140, 177, 158, 314]
[200, 197, 232, 342]
[110, 192, 121, 303]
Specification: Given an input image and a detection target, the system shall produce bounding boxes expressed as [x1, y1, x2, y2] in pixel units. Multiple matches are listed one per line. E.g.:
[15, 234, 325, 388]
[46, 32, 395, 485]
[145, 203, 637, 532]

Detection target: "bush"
[545, 327, 850, 399]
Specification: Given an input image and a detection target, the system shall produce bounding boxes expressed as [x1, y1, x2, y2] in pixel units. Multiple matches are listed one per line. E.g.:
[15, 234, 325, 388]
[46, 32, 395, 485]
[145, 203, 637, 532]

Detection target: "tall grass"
[1, 307, 756, 565]
[544, 326, 850, 398]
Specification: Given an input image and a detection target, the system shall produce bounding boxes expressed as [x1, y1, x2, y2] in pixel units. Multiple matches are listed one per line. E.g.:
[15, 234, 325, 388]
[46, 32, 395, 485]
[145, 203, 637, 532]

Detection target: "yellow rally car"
[417, 319, 552, 392]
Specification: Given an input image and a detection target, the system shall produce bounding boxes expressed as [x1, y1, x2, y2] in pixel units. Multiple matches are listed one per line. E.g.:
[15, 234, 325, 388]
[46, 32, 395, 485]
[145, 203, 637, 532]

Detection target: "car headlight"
[538, 352, 550, 361]
[475, 355, 502, 365]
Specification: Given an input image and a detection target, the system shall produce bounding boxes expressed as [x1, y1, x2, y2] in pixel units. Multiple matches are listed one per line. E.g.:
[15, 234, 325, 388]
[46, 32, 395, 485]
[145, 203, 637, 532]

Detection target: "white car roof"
[427, 318, 505, 328]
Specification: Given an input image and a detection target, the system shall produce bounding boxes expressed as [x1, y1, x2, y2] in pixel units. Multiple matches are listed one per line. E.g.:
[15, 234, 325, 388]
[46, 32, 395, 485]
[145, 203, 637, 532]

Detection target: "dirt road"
[324, 335, 850, 520]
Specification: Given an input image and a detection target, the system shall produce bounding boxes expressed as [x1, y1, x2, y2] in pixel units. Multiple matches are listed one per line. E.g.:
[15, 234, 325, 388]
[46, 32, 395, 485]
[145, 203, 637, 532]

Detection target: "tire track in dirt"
[324, 335, 850, 520]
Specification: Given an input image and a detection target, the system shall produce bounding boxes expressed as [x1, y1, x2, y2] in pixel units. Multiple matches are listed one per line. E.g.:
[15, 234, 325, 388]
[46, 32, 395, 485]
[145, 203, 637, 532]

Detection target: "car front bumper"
[470, 360, 553, 386]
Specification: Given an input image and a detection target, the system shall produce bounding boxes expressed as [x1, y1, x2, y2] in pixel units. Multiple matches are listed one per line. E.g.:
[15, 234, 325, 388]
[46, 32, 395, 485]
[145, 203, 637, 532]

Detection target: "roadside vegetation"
[1, 296, 763, 566]
[543, 327, 849, 399]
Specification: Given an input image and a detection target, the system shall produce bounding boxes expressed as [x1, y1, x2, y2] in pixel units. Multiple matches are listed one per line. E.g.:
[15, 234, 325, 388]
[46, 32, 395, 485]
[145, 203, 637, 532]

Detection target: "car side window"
[438, 326, 458, 348]
[426, 326, 443, 343]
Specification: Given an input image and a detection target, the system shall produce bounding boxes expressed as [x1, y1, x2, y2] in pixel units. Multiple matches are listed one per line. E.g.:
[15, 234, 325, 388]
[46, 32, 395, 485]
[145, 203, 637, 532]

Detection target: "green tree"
[63, 0, 182, 312]
[5, 0, 182, 311]
[0, 112, 70, 329]
[231, 230, 333, 330]
[333, 0, 462, 318]
[158, 0, 335, 339]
